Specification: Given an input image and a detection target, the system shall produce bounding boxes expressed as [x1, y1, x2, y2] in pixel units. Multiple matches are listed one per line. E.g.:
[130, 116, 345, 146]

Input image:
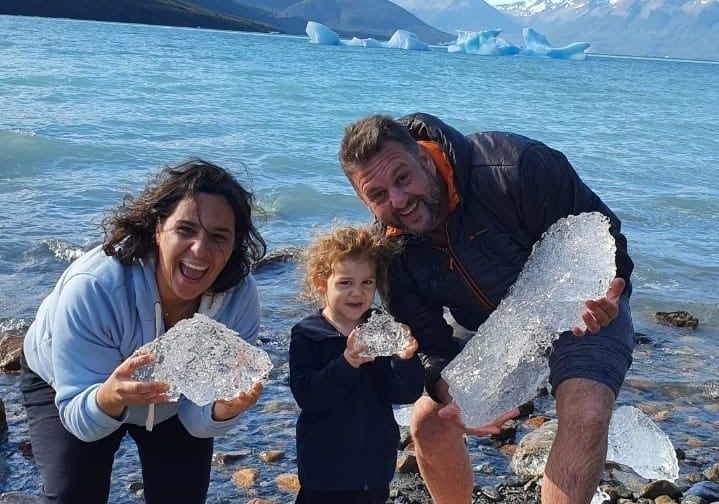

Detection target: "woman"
[20, 159, 267, 504]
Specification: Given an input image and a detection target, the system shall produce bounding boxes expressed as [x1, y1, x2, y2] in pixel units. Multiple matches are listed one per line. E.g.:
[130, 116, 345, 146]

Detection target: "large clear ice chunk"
[442, 212, 616, 426]
[607, 405, 679, 481]
[133, 313, 273, 405]
[355, 311, 411, 358]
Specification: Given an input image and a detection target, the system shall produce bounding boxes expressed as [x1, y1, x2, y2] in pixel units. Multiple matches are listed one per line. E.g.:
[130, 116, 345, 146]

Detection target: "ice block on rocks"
[355, 311, 411, 358]
[607, 405, 679, 481]
[442, 212, 616, 427]
[133, 313, 273, 405]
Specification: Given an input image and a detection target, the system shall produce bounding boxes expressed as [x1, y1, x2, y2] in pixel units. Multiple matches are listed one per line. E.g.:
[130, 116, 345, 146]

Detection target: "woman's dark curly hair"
[102, 159, 266, 292]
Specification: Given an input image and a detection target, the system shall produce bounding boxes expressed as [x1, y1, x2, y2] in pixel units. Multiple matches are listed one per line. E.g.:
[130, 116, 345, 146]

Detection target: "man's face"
[350, 141, 442, 235]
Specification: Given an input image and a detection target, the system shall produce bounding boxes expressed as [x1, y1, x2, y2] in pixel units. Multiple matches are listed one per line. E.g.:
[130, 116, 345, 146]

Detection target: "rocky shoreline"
[2, 310, 718, 504]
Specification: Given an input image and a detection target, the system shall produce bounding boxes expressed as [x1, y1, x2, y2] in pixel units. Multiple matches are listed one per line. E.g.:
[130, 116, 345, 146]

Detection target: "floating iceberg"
[133, 313, 273, 406]
[305, 21, 340, 45]
[449, 29, 520, 56]
[448, 27, 589, 60]
[442, 212, 616, 427]
[305, 21, 429, 51]
[607, 405, 680, 481]
[522, 28, 590, 61]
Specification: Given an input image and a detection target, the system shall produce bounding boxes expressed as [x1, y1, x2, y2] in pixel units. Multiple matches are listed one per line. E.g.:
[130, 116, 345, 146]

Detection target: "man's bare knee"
[410, 397, 463, 449]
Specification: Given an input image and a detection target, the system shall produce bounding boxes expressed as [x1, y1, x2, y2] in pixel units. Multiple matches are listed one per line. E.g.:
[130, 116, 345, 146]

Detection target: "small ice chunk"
[133, 313, 273, 405]
[442, 212, 616, 427]
[393, 404, 414, 427]
[607, 405, 679, 481]
[355, 311, 411, 358]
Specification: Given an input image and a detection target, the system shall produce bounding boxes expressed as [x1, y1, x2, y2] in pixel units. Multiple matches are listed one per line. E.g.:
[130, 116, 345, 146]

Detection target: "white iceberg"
[305, 21, 429, 51]
[447, 27, 589, 60]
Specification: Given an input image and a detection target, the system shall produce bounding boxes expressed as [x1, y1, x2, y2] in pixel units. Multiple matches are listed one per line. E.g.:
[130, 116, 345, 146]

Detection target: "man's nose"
[389, 187, 408, 208]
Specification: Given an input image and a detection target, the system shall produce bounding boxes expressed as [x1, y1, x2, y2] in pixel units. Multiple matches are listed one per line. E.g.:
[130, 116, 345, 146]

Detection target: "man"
[338, 113, 634, 504]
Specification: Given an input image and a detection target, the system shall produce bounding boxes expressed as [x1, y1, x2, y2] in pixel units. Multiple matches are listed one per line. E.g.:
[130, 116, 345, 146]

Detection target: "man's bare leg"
[541, 378, 615, 504]
[410, 396, 473, 504]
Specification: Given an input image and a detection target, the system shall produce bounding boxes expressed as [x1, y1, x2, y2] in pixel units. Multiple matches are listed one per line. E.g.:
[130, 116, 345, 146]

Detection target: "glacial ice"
[132, 313, 273, 406]
[448, 29, 520, 56]
[305, 21, 429, 51]
[305, 21, 340, 45]
[442, 212, 616, 427]
[607, 405, 680, 481]
[355, 311, 411, 358]
[305, 20, 589, 60]
[449, 27, 589, 60]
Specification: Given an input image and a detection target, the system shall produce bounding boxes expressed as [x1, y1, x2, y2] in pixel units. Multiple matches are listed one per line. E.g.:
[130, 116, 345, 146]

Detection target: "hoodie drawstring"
[145, 302, 162, 431]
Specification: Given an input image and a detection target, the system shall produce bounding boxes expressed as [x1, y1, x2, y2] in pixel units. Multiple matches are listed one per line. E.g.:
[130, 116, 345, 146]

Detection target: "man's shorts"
[548, 293, 635, 397]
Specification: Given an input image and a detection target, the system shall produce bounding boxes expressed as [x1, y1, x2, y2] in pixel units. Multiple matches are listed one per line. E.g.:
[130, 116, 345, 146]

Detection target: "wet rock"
[703, 462, 719, 482]
[634, 332, 653, 344]
[654, 310, 698, 329]
[0, 493, 42, 503]
[639, 479, 682, 499]
[231, 468, 258, 488]
[0, 335, 23, 372]
[680, 495, 709, 504]
[17, 440, 32, 459]
[686, 480, 719, 501]
[212, 449, 252, 466]
[508, 419, 557, 478]
[259, 450, 284, 463]
[274, 473, 300, 493]
[396, 453, 419, 474]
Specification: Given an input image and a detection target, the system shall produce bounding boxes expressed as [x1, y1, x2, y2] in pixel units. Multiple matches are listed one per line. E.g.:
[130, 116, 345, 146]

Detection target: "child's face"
[320, 257, 376, 329]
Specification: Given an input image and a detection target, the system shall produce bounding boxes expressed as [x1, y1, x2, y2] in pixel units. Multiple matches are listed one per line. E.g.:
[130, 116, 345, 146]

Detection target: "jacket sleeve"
[50, 274, 128, 442]
[514, 143, 633, 284]
[384, 257, 460, 402]
[376, 354, 425, 405]
[177, 274, 262, 438]
[289, 331, 362, 412]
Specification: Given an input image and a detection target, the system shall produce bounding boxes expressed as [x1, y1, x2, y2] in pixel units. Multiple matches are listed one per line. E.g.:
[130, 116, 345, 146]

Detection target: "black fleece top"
[289, 310, 424, 492]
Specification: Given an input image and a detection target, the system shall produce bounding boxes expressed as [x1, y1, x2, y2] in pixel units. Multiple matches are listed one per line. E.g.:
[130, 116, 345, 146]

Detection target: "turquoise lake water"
[0, 14, 717, 502]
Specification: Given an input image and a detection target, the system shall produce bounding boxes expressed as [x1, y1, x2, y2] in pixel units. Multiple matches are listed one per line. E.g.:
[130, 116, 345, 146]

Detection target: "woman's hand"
[96, 353, 170, 419]
[343, 328, 375, 368]
[211, 381, 263, 421]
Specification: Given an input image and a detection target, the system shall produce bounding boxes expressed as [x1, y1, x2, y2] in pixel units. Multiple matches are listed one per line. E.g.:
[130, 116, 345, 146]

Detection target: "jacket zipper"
[445, 226, 496, 312]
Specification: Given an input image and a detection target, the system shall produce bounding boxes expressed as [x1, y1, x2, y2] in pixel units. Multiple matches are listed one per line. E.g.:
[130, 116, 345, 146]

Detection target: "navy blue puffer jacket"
[383, 113, 633, 400]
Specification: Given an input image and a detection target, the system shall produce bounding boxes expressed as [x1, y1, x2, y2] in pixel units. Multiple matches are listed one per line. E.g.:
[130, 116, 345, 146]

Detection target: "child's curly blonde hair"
[301, 225, 402, 307]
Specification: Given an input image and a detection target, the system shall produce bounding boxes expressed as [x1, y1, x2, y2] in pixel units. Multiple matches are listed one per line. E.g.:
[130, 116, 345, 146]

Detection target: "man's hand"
[438, 403, 521, 436]
[572, 277, 625, 336]
[433, 378, 520, 435]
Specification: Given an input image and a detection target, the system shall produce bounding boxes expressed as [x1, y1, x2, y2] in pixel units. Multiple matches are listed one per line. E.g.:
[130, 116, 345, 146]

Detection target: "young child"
[289, 226, 424, 504]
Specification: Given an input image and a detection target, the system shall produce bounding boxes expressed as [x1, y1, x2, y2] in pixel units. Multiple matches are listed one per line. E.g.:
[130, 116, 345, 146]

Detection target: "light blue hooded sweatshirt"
[23, 245, 261, 442]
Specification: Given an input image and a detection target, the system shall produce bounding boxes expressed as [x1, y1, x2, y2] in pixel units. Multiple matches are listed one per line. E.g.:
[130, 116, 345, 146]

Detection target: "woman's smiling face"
[154, 193, 235, 310]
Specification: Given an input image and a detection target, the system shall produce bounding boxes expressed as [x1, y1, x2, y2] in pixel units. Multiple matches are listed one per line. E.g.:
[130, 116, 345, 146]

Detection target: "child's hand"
[344, 328, 375, 368]
[395, 326, 418, 360]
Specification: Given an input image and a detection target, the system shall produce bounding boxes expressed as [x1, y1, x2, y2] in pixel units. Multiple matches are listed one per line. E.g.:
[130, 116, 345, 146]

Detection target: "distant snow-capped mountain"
[494, 0, 719, 58]
[389, 0, 523, 39]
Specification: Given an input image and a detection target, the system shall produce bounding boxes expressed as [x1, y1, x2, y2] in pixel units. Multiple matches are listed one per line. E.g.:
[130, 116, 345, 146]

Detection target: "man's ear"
[417, 148, 437, 176]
